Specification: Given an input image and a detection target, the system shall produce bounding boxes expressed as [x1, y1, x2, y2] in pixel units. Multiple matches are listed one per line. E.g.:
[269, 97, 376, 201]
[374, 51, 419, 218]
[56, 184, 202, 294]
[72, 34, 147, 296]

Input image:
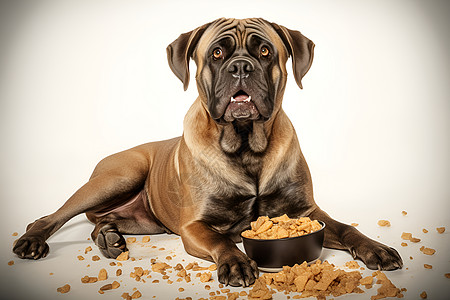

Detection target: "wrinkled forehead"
[196, 18, 287, 57]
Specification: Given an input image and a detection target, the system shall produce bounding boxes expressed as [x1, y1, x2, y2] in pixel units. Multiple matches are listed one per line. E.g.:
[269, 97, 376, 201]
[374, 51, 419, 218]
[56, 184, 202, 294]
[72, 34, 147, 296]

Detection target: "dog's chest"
[199, 156, 311, 237]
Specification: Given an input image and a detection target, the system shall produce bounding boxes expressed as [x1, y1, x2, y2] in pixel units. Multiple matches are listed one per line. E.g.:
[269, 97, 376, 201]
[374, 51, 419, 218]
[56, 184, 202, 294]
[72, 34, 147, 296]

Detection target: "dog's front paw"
[217, 250, 259, 287]
[13, 235, 49, 259]
[351, 239, 403, 271]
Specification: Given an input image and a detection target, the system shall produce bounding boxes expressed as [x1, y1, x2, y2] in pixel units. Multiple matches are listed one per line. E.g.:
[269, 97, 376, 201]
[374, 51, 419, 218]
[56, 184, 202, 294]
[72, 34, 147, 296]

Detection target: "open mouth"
[231, 90, 252, 103]
[223, 90, 260, 122]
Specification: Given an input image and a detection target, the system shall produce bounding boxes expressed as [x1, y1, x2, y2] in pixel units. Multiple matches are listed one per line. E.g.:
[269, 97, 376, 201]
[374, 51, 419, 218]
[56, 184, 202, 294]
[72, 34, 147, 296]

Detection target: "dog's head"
[167, 18, 314, 124]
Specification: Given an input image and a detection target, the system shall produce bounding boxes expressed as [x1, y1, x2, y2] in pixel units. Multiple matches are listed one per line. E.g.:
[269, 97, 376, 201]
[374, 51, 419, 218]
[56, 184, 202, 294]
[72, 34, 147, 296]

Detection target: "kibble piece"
[360, 276, 373, 285]
[112, 281, 120, 289]
[177, 269, 187, 277]
[401, 242, 408, 247]
[200, 272, 212, 283]
[377, 220, 391, 227]
[98, 268, 108, 281]
[422, 228, 428, 233]
[345, 261, 360, 269]
[7, 261, 14, 266]
[100, 284, 112, 291]
[81, 276, 98, 283]
[85, 246, 92, 254]
[401, 232, 412, 240]
[131, 290, 142, 299]
[116, 269, 122, 276]
[436, 227, 445, 234]
[401, 211, 407, 216]
[57, 284, 71, 294]
[424, 264, 432, 269]
[208, 264, 217, 271]
[92, 255, 100, 261]
[420, 291, 427, 299]
[12, 232, 18, 236]
[134, 267, 144, 277]
[351, 223, 359, 227]
[152, 262, 171, 273]
[410, 237, 421, 243]
[77, 255, 85, 261]
[127, 237, 137, 243]
[142, 236, 150, 243]
[116, 251, 129, 261]
[420, 247, 436, 255]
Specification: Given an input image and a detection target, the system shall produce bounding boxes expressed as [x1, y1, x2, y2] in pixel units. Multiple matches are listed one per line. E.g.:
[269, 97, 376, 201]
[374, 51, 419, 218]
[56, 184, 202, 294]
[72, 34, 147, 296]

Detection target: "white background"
[0, 0, 449, 299]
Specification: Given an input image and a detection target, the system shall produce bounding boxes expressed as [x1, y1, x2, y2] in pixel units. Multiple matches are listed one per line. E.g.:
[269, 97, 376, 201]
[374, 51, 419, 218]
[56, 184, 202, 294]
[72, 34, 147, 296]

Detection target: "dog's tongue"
[234, 94, 249, 102]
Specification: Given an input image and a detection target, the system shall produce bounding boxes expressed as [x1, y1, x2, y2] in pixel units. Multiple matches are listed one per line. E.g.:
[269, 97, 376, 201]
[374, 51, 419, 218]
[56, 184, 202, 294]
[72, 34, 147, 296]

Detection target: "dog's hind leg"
[13, 147, 151, 260]
[86, 190, 168, 259]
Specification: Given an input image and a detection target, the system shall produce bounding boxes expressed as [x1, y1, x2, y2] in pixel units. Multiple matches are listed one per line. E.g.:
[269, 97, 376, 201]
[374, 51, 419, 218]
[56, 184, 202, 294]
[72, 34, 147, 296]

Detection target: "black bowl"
[241, 220, 325, 272]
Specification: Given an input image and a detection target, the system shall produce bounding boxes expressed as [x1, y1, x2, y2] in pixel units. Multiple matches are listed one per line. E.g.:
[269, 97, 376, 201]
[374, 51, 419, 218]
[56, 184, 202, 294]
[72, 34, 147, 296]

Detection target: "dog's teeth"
[244, 96, 251, 103]
[231, 97, 236, 103]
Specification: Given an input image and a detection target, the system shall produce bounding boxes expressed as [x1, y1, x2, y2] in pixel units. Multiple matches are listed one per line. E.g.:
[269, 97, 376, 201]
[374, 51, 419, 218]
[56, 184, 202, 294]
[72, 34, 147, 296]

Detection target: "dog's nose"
[228, 58, 254, 79]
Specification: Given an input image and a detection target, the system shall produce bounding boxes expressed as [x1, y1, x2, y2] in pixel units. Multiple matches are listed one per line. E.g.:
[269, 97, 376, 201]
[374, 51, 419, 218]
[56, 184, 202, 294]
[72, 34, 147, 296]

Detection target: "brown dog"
[13, 18, 402, 287]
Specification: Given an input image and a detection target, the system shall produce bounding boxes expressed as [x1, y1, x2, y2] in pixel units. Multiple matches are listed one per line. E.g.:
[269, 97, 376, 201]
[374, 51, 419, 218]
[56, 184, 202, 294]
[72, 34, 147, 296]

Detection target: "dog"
[13, 18, 403, 287]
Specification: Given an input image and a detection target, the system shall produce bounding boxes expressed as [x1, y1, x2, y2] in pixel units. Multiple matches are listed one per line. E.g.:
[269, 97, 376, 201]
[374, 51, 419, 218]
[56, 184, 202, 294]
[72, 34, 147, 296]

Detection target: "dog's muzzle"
[223, 90, 259, 122]
[217, 57, 265, 122]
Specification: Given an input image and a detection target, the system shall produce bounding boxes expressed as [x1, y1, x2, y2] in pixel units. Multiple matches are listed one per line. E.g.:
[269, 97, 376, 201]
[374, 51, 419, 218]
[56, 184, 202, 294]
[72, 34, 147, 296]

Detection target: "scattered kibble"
[126, 237, 137, 243]
[56, 284, 70, 294]
[98, 268, 108, 281]
[420, 246, 436, 255]
[378, 220, 391, 227]
[116, 251, 129, 261]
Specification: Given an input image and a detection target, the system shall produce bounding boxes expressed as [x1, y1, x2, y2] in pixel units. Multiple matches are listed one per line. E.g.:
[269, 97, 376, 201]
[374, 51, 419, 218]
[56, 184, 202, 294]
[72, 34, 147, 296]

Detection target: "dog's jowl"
[13, 18, 402, 287]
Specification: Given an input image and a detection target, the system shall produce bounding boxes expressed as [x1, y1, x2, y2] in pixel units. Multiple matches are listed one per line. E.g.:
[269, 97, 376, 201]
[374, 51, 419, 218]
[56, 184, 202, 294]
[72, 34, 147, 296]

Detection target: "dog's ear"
[271, 23, 315, 89]
[167, 22, 212, 91]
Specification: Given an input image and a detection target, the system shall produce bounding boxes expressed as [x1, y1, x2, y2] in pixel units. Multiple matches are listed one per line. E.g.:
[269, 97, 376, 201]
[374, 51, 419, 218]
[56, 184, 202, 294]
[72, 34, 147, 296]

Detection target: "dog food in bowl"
[241, 214, 322, 239]
[241, 215, 325, 271]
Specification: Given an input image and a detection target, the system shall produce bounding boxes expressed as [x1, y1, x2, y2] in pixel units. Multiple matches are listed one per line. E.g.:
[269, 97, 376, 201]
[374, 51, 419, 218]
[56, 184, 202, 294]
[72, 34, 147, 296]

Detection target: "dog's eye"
[212, 48, 223, 60]
[260, 46, 270, 57]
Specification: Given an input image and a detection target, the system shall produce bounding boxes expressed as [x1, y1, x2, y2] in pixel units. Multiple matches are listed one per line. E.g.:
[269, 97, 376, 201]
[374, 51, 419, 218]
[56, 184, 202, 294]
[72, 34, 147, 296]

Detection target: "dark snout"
[211, 56, 271, 123]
